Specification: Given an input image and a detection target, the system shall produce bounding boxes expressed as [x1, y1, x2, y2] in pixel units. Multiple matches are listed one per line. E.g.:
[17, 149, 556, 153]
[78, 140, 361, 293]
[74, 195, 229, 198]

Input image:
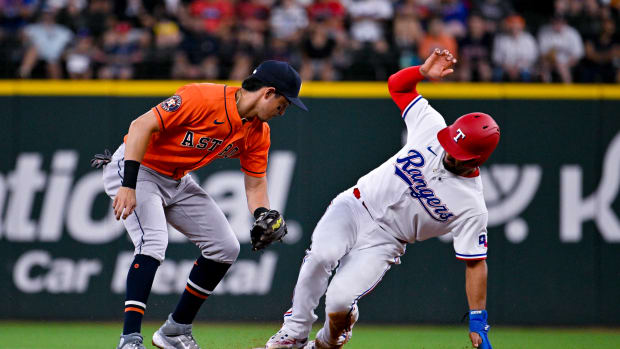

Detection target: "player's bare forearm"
[244, 174, 270, 214]
[465, 259, 487, 310]
[124, 110, 160, 162]
[466, 260, 490, 348]
[113, 110, 160, 221]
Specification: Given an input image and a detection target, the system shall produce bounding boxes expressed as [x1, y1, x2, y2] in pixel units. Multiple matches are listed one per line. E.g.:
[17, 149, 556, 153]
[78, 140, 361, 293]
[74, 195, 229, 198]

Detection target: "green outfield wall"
[0, 82, 618, 325]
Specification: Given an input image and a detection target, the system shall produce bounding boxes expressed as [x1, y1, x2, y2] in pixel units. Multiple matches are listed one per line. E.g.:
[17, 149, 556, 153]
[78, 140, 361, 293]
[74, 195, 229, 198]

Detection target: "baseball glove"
[90, 149, 112, 168]
[250, 209, 287, 251]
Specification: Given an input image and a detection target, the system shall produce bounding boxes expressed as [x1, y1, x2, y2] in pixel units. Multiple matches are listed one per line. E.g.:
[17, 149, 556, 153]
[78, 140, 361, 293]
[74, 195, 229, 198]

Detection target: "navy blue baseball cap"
[251, 60, 308, 111]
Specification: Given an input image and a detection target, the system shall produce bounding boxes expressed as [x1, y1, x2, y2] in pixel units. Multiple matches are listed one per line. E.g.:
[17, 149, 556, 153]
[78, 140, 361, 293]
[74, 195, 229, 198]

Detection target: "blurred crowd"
[0, 0, 618, 82]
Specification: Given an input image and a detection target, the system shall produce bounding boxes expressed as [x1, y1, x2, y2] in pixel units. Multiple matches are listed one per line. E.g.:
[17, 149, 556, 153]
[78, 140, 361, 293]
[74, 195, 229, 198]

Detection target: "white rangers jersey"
[356, 95, 489, 260]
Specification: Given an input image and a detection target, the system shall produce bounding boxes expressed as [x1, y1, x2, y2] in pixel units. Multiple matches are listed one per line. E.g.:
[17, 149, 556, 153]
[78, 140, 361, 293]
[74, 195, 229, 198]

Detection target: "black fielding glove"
[250, 209, 288, 251]
[90, 149, 112, 168]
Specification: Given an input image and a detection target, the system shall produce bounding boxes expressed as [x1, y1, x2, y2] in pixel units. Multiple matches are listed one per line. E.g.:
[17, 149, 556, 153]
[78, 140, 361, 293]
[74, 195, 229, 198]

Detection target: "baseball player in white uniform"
[264, 49, 499, 349]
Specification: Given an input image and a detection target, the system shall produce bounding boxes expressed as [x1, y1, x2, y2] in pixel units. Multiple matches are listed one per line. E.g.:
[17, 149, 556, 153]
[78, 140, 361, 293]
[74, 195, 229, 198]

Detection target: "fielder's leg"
[152, 176, 239, 349]
[118, 187, 169, 336]
[103, 146, 170, 346]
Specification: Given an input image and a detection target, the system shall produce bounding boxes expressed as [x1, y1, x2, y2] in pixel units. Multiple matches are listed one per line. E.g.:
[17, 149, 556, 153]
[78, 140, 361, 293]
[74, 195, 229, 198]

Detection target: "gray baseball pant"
[102, 144, 240, 264]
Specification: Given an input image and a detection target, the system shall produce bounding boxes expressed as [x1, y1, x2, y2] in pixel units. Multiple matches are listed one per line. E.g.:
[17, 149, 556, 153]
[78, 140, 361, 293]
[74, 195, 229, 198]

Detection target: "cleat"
[265, 327, 308, 348]
[117, 333, 146, 349]
[152, 313, 200, 349]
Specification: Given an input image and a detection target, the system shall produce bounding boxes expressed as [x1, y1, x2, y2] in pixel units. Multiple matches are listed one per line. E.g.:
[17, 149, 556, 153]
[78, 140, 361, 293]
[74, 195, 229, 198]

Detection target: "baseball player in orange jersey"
[265, 49, 497, 349]
[93, 61, 307, 349]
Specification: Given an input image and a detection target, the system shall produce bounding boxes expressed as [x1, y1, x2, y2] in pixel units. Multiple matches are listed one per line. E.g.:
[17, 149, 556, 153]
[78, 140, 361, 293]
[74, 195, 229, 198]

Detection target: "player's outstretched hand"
[420, 48, 457, 80]
[113, 186, 137, 220]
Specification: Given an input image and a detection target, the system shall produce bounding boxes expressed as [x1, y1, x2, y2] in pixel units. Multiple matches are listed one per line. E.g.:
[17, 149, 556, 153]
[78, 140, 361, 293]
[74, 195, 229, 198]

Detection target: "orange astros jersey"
[124, 83, 270, 180]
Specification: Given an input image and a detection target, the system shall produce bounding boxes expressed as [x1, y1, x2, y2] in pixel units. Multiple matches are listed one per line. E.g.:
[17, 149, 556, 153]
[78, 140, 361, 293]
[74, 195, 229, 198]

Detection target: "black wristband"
[253, 207, 269, 219]
[122, 160, 140, 189]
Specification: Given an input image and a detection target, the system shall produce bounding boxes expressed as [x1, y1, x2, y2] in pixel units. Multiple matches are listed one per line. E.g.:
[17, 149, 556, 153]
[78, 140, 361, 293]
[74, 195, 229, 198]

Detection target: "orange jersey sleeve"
[240, 121, 270, 177]
[152, 84, 207, 132]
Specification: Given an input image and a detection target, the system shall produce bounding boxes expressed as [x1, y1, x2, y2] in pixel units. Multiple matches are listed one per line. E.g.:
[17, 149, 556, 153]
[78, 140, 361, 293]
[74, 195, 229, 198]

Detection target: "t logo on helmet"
[453, 128, 466, 143]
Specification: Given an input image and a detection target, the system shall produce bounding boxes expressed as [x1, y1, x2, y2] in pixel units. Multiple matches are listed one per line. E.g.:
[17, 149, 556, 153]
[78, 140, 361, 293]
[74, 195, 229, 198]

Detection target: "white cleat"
[265, 327, 308, 349]
[117, 333, 146, 349]
[152, 314, 200, 349]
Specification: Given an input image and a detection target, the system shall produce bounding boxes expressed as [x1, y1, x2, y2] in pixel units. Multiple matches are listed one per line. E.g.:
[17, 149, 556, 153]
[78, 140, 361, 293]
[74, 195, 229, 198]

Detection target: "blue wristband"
[469, 310, 492, 349]
[468, 310, 488, 333]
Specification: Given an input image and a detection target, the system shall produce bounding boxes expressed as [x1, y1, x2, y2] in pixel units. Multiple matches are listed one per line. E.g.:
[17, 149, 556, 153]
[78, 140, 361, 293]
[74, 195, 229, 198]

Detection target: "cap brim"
[287, 96, 308, 111]
[437, 127, 480, 161]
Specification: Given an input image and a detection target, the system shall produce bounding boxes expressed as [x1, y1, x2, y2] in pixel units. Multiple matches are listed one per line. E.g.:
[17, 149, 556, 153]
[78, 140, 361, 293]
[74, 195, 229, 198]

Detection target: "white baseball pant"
[283, 188, 406, 340]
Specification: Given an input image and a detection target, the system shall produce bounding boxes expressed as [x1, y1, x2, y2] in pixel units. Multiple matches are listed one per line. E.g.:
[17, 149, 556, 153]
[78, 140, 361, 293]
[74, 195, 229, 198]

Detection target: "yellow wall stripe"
[0, 80, 618, 99]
